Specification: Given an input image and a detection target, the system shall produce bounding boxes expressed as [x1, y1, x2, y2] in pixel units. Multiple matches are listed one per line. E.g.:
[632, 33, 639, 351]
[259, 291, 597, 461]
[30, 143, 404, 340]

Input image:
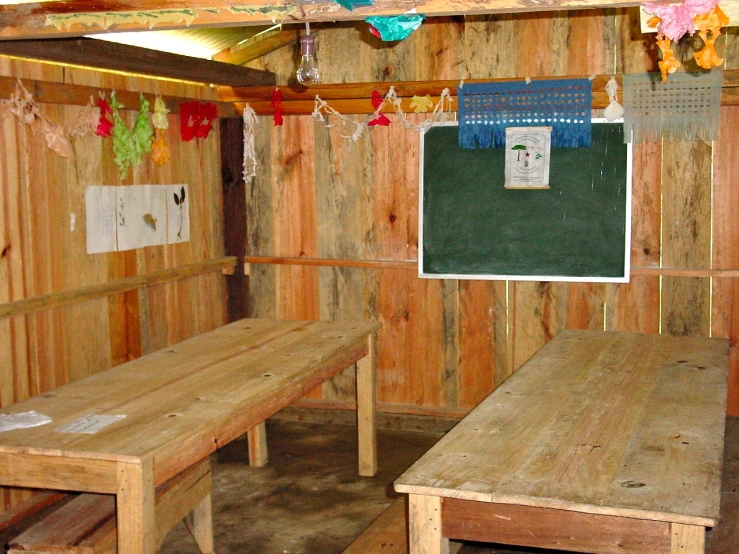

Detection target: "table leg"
[185, 492, 215, 554]
[408, 494, 449, 554]
[247, 421, 269, 467]
[356, 332, 377, 477]
[116, 460, 156, 554]
[671, 523, 705, 553]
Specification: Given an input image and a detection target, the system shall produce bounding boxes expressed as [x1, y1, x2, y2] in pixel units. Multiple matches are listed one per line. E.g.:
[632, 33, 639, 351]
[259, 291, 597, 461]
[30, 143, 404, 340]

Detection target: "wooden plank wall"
[247, 10, 739, 416]
[0, 58, 227, 512]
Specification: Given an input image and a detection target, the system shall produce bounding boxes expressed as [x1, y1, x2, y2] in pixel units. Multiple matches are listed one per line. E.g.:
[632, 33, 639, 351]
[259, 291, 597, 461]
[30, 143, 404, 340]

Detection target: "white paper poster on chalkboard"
[419, 119, 632, 283]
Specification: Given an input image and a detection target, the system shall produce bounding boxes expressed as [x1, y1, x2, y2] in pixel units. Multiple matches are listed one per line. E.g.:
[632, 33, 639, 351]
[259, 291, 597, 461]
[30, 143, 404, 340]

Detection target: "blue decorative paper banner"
[458, 79, 592, 148]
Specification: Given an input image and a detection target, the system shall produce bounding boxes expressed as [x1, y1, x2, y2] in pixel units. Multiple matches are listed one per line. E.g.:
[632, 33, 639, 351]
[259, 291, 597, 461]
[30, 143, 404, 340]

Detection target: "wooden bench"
[395, 330, 730, 554]
[8, 457, 213, 554]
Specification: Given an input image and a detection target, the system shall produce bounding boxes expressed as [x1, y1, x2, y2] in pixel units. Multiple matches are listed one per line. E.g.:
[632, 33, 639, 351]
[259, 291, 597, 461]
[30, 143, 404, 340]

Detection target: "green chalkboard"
[420, 121, 631, 282]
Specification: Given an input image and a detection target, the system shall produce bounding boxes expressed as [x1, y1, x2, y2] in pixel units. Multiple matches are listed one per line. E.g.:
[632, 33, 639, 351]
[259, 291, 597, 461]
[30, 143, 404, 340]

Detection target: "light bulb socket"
[300, 34, 315, 56]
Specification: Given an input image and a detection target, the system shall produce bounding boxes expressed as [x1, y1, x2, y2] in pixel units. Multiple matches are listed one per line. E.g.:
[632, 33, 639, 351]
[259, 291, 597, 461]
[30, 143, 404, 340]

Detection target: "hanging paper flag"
[271, 88, 284, 126]
[457, 79, 592, 149]
[332, 0, 374, 10]
[410, 94, 433, 113]
[367, 90, 390, 126]
[96, 95, 114, 137]
[365, 13, 424, 41]
[623, 71, 721, 143]
[110, 92, 154, 179]
[151, 96, 170, 167]
[180, 101, 217, 141]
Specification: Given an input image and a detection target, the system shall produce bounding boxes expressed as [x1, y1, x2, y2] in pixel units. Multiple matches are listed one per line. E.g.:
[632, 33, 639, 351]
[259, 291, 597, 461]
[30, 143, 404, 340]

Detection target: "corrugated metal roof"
[91, 26, 271, 60]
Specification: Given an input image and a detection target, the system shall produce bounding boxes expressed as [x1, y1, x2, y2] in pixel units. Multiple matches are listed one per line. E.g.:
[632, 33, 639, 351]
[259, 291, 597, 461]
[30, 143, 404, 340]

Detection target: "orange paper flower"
[656, 36, 681, 82]
[693, 6, 729, 69]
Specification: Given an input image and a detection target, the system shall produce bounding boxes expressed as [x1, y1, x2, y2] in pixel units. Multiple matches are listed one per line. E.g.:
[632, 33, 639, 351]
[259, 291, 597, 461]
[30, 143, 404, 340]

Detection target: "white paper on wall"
[166, 184, 190, 244]
[116, 185, 168, 251]
[85, 186, 118, 254]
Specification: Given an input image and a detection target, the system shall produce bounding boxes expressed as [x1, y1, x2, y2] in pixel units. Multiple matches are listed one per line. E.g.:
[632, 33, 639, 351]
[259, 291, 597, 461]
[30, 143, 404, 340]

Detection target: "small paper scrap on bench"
[0, 411, 52, 433]
[57, 414, 126, 434]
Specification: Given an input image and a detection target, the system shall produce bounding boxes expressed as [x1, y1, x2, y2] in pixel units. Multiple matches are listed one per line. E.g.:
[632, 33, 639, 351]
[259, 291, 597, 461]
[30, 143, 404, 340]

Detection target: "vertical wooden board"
[442, 279, 460, 409]
[517, 12, 567, 77]
[510, 281, 568, 372]
[606, 278, 661, 333]
[377, 269, 446, 407]
[368, 24, 419, 82]
[313, 23, 375, 84]
[0, 55, 63, 81]
[566, 283, 606, 330]
[564, 10, 614, 75]
[616, 7, 659, 73]
[711, 106, 739, 414]
[724, 27, 738, 70]
[661, 141, 712, 337]
[458, 281, 497, 408]
[413, 17, 464, 81]
[318, 266, 364, 401]
[463, 14, 521, 79]
[369, 120, 418, 262]
[711, 107, 739, 337]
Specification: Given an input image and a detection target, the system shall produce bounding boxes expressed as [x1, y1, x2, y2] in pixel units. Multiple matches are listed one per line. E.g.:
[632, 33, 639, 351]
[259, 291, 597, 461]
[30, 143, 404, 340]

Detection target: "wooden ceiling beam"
[0, 37, 276, 87]
[0, 0, 645, 40]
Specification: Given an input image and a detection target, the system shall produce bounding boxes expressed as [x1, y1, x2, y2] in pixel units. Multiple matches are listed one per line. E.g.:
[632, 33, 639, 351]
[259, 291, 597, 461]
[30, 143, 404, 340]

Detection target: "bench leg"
[356, 332, 377, 477]
[116, 460, 156, 554]
[247, 421, 268, 467]
[671, 523, 705, 553]
[185, 492, 214, 554]
[408, 494, 449, 554]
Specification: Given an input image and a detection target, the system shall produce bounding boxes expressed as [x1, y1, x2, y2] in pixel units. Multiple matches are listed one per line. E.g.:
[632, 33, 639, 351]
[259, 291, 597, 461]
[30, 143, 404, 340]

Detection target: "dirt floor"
[3, 417, 735, 553]
[159, 416, 737, 554]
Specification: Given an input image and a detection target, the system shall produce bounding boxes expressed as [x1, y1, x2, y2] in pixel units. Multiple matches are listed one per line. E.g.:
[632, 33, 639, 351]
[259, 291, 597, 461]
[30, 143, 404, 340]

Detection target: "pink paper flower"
[642, 0, 719, 41]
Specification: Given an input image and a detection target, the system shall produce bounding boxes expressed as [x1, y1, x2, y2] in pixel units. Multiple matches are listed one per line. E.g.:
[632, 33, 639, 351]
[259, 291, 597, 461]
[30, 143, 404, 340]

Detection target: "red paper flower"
[180, 101, 218, 141]
[96, 97, 113, 137]
[367, 90, 390, 127]
[271, 88, 284, 127]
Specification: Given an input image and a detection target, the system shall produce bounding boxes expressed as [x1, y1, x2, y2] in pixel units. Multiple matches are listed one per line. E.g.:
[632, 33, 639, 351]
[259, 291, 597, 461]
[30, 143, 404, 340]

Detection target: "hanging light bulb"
[296, 23, 320, 86]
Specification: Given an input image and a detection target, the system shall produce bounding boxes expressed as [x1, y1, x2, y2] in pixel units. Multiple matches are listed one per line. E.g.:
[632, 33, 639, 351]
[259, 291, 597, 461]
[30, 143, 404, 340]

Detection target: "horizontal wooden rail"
[0, 75, 239, 117]
[245, 256, 739, 278]
[220, 69, 739, 115]
[0, 256, 237, 320]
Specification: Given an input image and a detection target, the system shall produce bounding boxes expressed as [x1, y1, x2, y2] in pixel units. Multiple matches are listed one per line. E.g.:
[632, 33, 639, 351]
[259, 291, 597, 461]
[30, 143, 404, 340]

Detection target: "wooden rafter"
[0, 0, 644, 40]
[212, 27, 300, 66]
[0, 37, 275, 86]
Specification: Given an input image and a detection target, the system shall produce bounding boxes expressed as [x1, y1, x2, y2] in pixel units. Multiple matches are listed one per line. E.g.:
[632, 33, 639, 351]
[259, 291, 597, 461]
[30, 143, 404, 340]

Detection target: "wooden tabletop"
[0, 318, 380, 485]
[395, 330, 729, 527]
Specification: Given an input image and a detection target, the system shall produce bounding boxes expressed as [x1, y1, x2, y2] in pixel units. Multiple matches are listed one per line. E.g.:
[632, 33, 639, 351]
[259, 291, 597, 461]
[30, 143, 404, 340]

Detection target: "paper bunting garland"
[312, 86, 453, 143]
[271, 88, 284, 126]
[410, 95, 433, 113]
[0, 79, 100, 157]
[180, 101, 217, 141]
[110, 92, 154, 178]
[367, 91, 391, 126]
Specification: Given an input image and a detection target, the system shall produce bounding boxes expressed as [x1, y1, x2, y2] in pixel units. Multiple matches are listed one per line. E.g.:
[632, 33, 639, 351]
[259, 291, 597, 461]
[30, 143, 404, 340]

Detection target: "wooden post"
[408, 494, 448, 554]
[247, 422, 269, 467]
[220, 117, 249, 322]
[116, 460, 156, 554]
[671, 523, 705, 553]
[356, 332, 377, 477]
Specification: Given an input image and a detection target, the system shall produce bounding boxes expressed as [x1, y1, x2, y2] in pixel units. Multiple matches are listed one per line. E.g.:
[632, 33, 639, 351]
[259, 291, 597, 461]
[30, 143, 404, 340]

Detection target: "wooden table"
[0, 318, 380, 554]
[395, 330, 729, 554]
